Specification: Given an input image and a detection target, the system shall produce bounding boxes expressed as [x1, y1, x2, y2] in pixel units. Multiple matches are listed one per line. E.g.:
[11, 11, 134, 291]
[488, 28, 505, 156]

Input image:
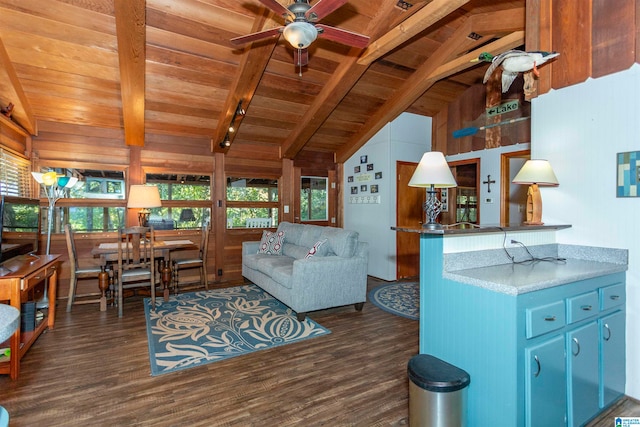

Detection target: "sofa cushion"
[255, 255, 294, 276]
[283, 243, 310, 260]
[276, 222, 304, 245]
[271, 265, 293, 289]
[243, 253, 272, 270]
[320, 227, 359, 258]
[258, 230, 285, 255]
[299, 224, 325, 247]
[305, 239, 328, 259]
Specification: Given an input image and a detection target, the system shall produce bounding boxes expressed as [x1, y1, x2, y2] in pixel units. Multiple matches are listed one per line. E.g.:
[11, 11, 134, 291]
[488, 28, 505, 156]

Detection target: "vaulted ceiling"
[0, 0, 524, 163]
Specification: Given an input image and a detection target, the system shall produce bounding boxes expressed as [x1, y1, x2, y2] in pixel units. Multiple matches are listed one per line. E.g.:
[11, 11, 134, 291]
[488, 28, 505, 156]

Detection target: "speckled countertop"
[443, 244, 628, 296]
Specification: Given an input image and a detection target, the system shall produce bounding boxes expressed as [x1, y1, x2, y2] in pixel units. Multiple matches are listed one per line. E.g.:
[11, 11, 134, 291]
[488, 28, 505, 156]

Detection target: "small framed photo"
[375, 172, 382, 179]
[370, 185, 378, 194]
[360, 155, 368, 164]
[354, 165, 361, 173]
[360, 184, 367, 192]
[347, 176, 354, 182]
[351, 186, 358, 194]
[367, 163, 374, 171]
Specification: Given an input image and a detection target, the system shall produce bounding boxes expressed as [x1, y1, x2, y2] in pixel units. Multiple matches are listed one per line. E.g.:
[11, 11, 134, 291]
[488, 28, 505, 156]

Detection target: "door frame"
[500, 149, 530, 224]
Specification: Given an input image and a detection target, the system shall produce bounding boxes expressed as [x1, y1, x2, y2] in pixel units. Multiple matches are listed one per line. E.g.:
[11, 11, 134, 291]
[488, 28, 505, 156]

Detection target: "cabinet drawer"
[600, 283, 625, 311]
[566, 291, 599, 324]
[526, 300, 566, 339]
[21, 264, 57, 291]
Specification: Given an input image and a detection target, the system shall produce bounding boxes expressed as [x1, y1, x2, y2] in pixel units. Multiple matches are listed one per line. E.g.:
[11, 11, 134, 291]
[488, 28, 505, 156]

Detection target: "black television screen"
[0, 196, 41, 267]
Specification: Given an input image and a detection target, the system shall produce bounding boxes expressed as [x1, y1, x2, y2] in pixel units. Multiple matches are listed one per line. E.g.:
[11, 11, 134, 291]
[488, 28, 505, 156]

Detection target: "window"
[0, 148, 32, 197]
[145, 173, 211, 230]
[300, 176, 328, 221]
[34, 166, 127, 233]
[226, 177, 278, 228]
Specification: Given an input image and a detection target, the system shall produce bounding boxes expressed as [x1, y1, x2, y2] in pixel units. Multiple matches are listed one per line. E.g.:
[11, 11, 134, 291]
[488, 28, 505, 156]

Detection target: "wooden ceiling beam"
[357, 0, 471, 66]
[336, 31, 525, 163]
[282, 0, 468, 159]
[212, 8, 279, 153]
[114, 0, 146, 147]
[0, 37, 37, 135]
[469, 7, 525, 34]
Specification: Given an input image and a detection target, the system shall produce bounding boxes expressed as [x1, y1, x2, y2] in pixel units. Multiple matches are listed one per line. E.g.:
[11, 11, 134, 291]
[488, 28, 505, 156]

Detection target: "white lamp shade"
[512, 159, 559, 186]
[283, 21, 318, 49]
[408, 152, 457, 188]
[127, 185, 162, 208]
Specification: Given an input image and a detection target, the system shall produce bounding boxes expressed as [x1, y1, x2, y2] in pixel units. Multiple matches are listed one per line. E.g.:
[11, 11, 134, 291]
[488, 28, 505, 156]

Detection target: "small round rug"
[368, 281, 419, 320]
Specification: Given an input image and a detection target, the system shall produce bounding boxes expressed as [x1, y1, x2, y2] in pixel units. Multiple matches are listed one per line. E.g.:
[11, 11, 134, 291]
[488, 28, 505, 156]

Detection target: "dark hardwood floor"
[0, 277, 637, 426]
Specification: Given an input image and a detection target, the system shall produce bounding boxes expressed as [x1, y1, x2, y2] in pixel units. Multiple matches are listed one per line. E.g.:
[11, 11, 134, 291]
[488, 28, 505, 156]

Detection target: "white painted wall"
[532, 64, 640, 399]
[344, 113, 431, 281]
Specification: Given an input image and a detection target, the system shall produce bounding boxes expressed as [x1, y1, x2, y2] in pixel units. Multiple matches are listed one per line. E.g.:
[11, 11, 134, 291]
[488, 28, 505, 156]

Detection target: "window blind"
[0, 148, 32, 197]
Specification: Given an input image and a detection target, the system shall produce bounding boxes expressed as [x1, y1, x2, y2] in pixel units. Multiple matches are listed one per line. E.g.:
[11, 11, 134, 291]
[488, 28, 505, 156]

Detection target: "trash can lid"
[407, 354, 470, 392]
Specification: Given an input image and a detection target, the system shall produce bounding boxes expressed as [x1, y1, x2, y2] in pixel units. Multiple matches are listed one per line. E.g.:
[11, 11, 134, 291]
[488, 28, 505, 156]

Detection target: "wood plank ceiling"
[0, 0, 524, 163]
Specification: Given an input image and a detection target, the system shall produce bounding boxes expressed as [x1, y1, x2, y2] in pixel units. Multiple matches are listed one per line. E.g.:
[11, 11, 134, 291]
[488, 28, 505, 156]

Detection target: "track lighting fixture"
[219, 99, 246, 149]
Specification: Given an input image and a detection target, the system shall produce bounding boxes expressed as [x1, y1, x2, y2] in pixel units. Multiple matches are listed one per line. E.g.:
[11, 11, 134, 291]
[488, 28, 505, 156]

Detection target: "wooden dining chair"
[116, 226, 156, 317]
[65, 224, 105, 312]
[172, 222, 210, 293]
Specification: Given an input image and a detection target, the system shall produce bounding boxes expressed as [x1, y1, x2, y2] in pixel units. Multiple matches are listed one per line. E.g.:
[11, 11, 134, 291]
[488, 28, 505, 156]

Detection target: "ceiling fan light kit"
[230, 0, 369, 71]
[283, 21, 318, 48]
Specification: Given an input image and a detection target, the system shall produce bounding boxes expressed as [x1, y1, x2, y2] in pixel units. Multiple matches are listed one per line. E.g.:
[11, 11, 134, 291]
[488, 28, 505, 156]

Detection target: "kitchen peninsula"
[394, 224, 627, 427]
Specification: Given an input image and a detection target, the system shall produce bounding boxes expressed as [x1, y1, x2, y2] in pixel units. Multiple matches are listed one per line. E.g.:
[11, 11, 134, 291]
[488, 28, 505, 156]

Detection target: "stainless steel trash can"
[408, 354, 470, 427]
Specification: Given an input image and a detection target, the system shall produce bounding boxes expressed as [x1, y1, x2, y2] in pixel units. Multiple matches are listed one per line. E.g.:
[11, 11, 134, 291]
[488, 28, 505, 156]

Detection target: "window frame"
[225, 175, 279, 229]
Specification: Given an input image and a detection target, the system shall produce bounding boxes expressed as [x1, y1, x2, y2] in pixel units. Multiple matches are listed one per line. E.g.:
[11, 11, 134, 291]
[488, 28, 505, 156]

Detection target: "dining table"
[91, 239, 198, 302]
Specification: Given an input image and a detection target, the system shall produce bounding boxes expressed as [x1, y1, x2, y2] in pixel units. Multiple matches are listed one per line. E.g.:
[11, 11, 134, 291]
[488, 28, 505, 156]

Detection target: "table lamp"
[408, 151, 457, 229]
[127, 185, 162, 227]
[512, 159, 559, 225]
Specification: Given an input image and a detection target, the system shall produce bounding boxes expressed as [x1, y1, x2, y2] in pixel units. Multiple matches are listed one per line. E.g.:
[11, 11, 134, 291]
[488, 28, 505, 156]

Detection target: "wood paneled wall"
[435, 0, 639, 155]
[20, 122, 337, 301]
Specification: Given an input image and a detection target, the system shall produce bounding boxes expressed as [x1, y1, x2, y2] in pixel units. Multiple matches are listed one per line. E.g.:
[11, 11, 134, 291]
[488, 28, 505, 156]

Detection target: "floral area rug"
[144, 285, 330, 376]
[368, 281, 419, 320]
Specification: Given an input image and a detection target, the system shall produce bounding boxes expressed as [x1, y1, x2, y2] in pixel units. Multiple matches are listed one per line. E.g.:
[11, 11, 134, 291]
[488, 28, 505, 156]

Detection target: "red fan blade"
[294, 48, 309, 66]
[305, 0, 348, 21]
[230, 27, 283, 45]
[316, 24, 370, 48]
[258, 0, 294, 20]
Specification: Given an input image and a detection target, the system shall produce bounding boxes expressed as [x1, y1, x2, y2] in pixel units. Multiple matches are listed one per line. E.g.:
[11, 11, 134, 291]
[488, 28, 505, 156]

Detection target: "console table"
[0, 254, 60, 380]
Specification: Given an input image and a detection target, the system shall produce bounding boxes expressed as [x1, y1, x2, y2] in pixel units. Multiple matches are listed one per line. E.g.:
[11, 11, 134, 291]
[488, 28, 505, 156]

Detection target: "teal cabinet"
[600, 310, 625, 408]
[525, 335, 567, 427]
[567, 322, 599, 426]
[420, 235, 627, 427]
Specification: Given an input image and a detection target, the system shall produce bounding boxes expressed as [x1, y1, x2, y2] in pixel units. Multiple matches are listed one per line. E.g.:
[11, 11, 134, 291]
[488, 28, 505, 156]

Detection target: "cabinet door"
[525, 335, 567, 427]
[567, 322, 599, 426]
[600, 311, 625, 408]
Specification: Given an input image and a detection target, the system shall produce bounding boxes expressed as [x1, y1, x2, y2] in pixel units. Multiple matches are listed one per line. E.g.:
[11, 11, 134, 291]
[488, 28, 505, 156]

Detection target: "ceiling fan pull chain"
[298, 48, 303, 76]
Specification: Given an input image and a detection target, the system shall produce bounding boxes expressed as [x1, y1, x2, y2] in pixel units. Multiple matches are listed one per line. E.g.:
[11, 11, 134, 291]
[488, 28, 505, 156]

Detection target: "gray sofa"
[242, 221, 368, 320]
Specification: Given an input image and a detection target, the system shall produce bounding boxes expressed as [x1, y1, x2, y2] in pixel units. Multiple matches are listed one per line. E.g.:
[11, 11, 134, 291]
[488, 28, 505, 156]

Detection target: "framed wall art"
[617, 151, 640, 197]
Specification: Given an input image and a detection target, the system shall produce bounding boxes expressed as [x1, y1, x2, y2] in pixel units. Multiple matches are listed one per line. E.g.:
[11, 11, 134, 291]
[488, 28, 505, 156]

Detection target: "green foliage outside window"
[226, 177, 278, 228]
[300, 177, 328, 221]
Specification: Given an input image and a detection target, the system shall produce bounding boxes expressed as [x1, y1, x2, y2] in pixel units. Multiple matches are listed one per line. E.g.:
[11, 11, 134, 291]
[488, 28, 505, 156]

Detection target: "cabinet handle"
[609, 295, 620, 301]
[572, 337, 581, 356]
[580, 305, 592, 311]
[603, 323, 611, 341]
[544, 315, 556, 322]
[533, 355, 541, 377]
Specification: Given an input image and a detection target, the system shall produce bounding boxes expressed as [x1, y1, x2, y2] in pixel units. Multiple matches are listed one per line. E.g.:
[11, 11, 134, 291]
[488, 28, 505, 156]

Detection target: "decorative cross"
[483, 174, 496, 193]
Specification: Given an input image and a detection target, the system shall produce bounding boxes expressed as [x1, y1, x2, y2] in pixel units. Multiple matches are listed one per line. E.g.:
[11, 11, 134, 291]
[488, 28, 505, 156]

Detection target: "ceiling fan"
[231, 0, 370, 69]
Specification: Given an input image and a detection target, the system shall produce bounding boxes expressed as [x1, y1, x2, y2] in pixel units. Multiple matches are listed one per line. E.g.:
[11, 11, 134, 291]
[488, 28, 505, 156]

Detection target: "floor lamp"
[32, 171, 78, 308]
[408, 152, 457, 229]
